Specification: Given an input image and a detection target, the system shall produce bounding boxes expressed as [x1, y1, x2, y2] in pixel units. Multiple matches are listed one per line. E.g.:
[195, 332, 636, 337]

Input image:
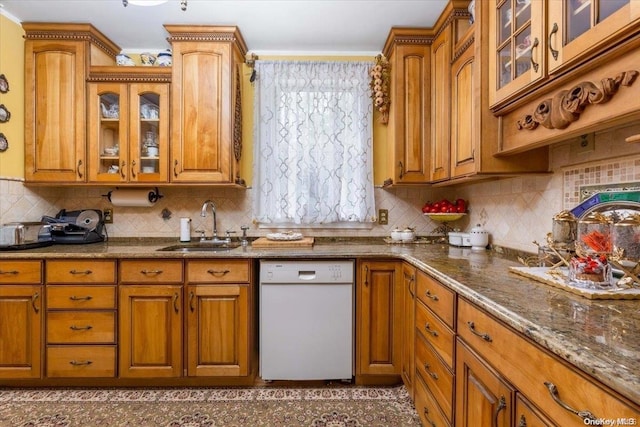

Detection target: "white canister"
[470, 224, 489, 250]
[180, 217, 191, 242]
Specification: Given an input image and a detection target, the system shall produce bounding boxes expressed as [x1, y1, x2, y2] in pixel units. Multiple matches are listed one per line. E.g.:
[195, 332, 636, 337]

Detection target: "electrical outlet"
[576, 133, 595, 154]
[103, 208, 113, 224]
[378, 209, 388, 225]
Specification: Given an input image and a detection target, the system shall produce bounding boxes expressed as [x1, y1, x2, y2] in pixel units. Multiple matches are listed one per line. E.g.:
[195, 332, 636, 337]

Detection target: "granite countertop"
[1, 239, 638, 404]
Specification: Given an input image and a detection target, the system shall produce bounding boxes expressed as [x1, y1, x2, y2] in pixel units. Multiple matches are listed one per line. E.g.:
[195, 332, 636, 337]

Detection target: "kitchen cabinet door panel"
[167, 25, 247, 184]
[119, 285, 182, 378]
[186, 285, 249, 377]
[25, 42, 86, 182]
[357, 260, 402, 376]
[456, 339, 513, 427]
[451, 50, 476, 178]
[0, 286, 42, 378]
[430, 27, 451, 182]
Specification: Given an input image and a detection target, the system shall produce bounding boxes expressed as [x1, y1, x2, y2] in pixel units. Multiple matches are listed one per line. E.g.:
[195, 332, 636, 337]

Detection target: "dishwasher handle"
[298, 270, 317, 280]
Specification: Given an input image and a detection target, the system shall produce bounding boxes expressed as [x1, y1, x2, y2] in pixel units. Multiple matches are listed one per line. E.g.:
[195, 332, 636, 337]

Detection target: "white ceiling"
[0, 0, 448, 55]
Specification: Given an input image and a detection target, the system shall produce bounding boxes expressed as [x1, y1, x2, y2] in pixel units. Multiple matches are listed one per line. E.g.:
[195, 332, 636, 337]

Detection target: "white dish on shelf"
[266, 232, 303, 241]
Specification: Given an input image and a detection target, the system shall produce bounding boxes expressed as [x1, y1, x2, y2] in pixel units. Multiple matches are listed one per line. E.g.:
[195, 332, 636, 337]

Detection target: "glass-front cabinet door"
[548, 0, 633, 73]
[88, 82, 169, 183]
[489, 0, 544, 107]
[129, 83, 169, 183]
[88, 83, 128, 183]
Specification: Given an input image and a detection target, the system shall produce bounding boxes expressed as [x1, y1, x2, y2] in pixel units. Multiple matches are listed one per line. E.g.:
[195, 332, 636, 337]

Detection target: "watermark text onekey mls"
[584, 419, 637, 426]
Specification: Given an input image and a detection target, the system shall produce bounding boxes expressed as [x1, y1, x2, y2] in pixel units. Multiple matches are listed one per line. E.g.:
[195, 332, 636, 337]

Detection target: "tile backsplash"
[2, 123, 639, 253]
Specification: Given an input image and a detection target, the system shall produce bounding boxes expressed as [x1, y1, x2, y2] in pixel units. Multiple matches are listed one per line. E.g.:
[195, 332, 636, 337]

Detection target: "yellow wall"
[0, 14, 25, 179]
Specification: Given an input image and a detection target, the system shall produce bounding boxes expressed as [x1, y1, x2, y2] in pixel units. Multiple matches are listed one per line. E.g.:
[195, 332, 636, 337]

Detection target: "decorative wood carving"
[517, 70, 639, 131]
[233, 66, 243, 184]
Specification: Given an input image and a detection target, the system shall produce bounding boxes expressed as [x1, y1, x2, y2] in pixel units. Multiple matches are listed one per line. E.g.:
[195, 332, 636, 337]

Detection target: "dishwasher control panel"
[260, 260, 354, 284]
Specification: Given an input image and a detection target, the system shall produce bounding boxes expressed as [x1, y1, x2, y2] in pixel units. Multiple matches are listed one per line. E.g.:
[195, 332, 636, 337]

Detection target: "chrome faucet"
[200, 200, 220, 242]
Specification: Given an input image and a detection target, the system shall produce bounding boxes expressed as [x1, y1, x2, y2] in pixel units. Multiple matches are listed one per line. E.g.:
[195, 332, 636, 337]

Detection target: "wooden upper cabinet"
[450, 39, 477, 179]
[489, 0, 545, 108]
[166, 26, 247, 184]
[489, 0, 640, 110]
[383, 28, 431, 185]
[23, 23, 119, 183]
[87, 69, 171, 184]
[430, 25, 452, 183]
[547, 0, 636, 74]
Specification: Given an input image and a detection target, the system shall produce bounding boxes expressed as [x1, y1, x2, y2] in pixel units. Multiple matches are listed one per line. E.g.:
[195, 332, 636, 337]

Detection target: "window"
[253, 60, 376, 226]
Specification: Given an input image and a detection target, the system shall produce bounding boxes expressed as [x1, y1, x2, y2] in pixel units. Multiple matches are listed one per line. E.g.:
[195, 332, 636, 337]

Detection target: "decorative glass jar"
[570, 212, 613, 289]
[551, 210, 577, 248]
[613, 214, 640, 262]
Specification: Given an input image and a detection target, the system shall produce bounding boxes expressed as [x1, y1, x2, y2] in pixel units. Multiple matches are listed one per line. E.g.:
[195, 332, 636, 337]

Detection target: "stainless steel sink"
[157, 242, 241, 252]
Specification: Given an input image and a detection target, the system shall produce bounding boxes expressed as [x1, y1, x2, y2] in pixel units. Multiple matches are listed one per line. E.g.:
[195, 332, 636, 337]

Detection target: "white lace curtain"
[252, 60, 376, 225]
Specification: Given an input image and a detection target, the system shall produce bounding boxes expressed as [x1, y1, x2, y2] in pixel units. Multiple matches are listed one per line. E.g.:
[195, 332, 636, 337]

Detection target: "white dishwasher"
[259, 260, 354, 381]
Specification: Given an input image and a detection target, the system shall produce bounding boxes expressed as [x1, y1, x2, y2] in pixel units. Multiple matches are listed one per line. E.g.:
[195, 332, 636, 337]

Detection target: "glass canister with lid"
[570, 212, 613, 289]
[612, 214, 640, 262]
[551, 210, 577, 248]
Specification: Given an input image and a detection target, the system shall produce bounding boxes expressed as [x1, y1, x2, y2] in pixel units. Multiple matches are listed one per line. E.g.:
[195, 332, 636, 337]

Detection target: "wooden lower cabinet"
[0, 260, 43, 379]
[457, 297, 640, 426]
[186, 284, 250, 377]
[455, 339, 513, 427]
[119, 284, 183, 377]
[0, 284, 43, 378]
[356, 259, 403, 378]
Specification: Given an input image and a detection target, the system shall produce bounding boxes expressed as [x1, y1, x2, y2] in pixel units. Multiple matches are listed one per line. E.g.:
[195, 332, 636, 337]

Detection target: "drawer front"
[0, 260, 42, 284]
[414, 374, 451, 427]
[120, 259, 183, 284]
[47, 311, 115, 344]
[46, 260, 116, 284]
[416, 270, 455, 329]
[46, 346, 116, 377]
[187, 259, 250, 283]
[47, 285, 116, 309]
[415, 299, 455, 368]
[457, 298, 640, 426]
[415, 333, 454, 422]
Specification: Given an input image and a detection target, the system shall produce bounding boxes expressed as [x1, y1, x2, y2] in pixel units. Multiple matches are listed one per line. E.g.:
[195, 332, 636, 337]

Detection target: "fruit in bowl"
[422, 198, 467, 214]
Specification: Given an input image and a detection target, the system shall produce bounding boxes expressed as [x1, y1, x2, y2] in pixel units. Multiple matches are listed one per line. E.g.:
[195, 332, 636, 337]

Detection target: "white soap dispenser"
[470, 223, 489, 250]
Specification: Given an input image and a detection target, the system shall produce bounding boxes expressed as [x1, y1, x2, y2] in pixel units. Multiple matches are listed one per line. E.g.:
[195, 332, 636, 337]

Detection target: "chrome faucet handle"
[195, 229, 206, 241]
[240, 225, 250, 246]
[225, 230, 237, 243]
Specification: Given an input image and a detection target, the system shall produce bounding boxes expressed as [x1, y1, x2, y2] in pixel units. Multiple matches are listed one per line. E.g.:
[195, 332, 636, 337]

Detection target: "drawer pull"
[207, 269, 230, 276]
[424, 290, 439, 301]
[0, 270, 19, 275]
[423, 363, 439, 380]
[544, 382, 596, 421]
[70, 325, 93, 331]
[189, 291, 195, 312]
[467, 321, 492, 342]
[141, 269, 163, 275]
[69, 360, 93, 366]
[424, 323, 439, 337]
[69, 295, 93, 301]
[422, 406, 436, 427]
[494, 396, 506, 427]
[32, 292, 40, 313]
[69, 269, 92, 275]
